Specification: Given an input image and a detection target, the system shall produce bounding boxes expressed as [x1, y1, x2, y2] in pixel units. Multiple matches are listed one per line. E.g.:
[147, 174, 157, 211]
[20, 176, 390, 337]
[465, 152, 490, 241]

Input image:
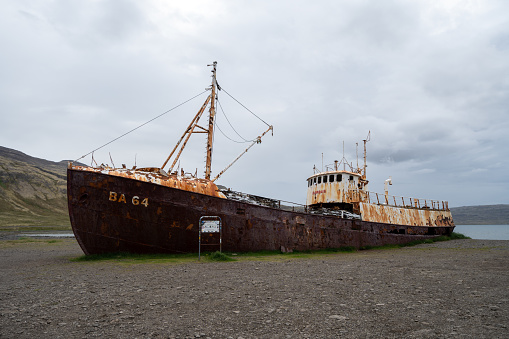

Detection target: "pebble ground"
[1, 237, 508, 338]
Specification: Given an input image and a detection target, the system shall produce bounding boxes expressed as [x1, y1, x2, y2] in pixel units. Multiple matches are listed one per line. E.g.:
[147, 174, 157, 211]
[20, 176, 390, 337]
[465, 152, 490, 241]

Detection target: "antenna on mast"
[342, 141, 346, 171]
[356, 142, 359, 172]
[362, 131, 371, 179]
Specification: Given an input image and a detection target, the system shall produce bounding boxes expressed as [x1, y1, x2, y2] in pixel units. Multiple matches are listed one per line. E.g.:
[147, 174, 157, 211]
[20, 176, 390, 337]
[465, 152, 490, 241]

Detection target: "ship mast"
[161, 62, 217, 175]
[161, 61, 271, 181]
[362, 130, 370, 179]
[205, 61, 217, 180]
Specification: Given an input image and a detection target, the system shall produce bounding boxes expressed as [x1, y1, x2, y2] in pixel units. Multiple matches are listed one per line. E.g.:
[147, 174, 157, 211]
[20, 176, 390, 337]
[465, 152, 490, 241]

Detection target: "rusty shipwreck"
[67, 62, 454, 255]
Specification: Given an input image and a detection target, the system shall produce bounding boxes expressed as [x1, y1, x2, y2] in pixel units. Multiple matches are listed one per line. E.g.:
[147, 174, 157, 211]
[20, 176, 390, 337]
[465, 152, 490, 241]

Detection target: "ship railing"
[278, 200, 309, 213]
[221, 189, 309, 212]
[351, 189, 449, 211]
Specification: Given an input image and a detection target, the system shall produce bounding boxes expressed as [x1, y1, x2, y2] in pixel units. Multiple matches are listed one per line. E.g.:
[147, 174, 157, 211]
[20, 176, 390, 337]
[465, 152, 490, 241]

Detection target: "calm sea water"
[454, 225, 509, 240]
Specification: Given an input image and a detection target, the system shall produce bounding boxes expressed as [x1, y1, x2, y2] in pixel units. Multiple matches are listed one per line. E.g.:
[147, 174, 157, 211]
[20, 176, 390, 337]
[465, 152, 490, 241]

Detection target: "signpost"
[198, 216, 222, 260]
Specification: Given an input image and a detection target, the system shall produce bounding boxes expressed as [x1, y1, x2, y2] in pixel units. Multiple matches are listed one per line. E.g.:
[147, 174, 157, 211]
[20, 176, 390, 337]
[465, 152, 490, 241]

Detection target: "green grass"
[12, 236, 37, 243]
[72, 251, 236, 263]
[4, 237, 62, 245]
[71, 252, 198, 263]
[0, 225, 72, 232]
[225, 246, 357, 258]
[69, 232, 471, 263]
[449, 232, 471, 240]
[0, 211, 70, 228]
[208, 251, 236, 262]
[359, 232, 471, 250]
[67, 246, 371, 263]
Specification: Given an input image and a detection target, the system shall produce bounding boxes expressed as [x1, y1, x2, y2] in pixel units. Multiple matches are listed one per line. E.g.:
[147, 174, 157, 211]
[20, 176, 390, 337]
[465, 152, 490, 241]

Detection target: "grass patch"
[227, 250, 281, 257]
[449, 232, 471, 240]
[72, 251, 237, 264]
[4, 237, 62, 245]
[360, 232, 471, 250]
[0, 226, 72, 232]
[71, 252, 198, 264]
[225, 246, 356, 258]
[13, 236, 37, 243]
[0, 209, 70, 228]
[296, 246, 357, 254]
[69, 233, 472, 263]
[208, 251, 236, 262]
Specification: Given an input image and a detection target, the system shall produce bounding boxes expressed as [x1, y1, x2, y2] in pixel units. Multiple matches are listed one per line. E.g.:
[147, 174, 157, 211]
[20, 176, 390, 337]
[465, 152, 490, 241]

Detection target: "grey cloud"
[1, 0, 508, 207]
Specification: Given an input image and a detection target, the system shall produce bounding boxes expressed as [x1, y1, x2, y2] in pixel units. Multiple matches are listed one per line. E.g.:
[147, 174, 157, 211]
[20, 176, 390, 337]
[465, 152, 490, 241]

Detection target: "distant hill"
[450, 205, 509, 225]
[0, 146, 70, 227]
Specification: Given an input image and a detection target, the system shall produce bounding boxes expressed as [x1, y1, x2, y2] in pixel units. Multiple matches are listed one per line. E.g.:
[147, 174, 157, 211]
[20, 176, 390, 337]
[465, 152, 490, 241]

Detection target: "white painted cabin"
[306, 170, 368, 207]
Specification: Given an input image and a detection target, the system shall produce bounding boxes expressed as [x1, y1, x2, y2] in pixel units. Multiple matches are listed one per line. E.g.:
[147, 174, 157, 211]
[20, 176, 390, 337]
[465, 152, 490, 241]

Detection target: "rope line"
[216, 98, 254, 143]
[220, 88, 271, 127]
[215, 120, 250, 144]
[74, 90, 208, 162]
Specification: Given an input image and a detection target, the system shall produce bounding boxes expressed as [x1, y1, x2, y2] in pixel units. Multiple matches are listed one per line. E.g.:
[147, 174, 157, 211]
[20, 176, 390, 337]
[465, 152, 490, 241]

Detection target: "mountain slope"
[450, 204, 509, 225]
[0, 146, 70, 226]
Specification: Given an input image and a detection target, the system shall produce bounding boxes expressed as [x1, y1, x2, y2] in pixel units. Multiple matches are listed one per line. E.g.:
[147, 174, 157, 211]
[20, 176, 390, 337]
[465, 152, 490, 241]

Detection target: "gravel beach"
[1, 237, 508, 338]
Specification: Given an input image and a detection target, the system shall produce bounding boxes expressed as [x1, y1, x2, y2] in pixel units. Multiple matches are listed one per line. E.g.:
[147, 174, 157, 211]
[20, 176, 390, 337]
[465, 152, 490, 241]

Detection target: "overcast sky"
[1, 0, 508, 207]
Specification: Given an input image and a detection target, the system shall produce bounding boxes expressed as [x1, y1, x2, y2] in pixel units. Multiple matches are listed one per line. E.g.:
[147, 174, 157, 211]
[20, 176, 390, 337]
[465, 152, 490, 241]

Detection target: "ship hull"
[68, 169, 455, 255]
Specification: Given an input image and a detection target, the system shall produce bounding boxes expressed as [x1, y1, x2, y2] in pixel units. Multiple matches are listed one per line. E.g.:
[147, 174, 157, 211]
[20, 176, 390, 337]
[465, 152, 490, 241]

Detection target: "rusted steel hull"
[357, 203, 454, 226]
[68, 168, 455, 255]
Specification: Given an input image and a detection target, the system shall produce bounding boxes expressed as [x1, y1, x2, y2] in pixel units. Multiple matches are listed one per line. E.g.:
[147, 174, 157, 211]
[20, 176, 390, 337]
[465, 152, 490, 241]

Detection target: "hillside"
[450, 204, 509, 225]
[0, 146, 70, 227]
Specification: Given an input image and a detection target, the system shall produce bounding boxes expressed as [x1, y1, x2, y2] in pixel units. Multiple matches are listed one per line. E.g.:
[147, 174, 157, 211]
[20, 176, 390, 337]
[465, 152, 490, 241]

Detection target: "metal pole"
[198, 219, 201, 260]
[205, 61, 217, 180]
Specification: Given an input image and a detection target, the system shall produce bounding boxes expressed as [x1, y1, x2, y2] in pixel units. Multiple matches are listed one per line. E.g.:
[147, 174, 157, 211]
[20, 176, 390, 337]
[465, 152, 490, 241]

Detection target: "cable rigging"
[74, 90, 208, 162]
[215, 97, 256, 143]
[219, 87, 271, 128]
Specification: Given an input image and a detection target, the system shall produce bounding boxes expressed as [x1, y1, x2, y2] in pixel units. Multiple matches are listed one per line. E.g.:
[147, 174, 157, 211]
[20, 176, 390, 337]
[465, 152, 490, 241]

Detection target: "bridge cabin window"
[323, 176, 328, 183]
[349, 175, 354, 181]
[318, 177, 322, 184]
[336, 174, 342, 182]
[329, 175, 335, 182]
[313, 177, 317, 185]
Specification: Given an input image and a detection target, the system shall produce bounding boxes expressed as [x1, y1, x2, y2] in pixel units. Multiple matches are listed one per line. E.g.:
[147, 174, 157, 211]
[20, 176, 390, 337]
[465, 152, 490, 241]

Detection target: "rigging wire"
[214, 120, 250, 144]
[220, 87, 271, 127]
[74, 90, 209, 162]
[216, 97, 255, 143]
